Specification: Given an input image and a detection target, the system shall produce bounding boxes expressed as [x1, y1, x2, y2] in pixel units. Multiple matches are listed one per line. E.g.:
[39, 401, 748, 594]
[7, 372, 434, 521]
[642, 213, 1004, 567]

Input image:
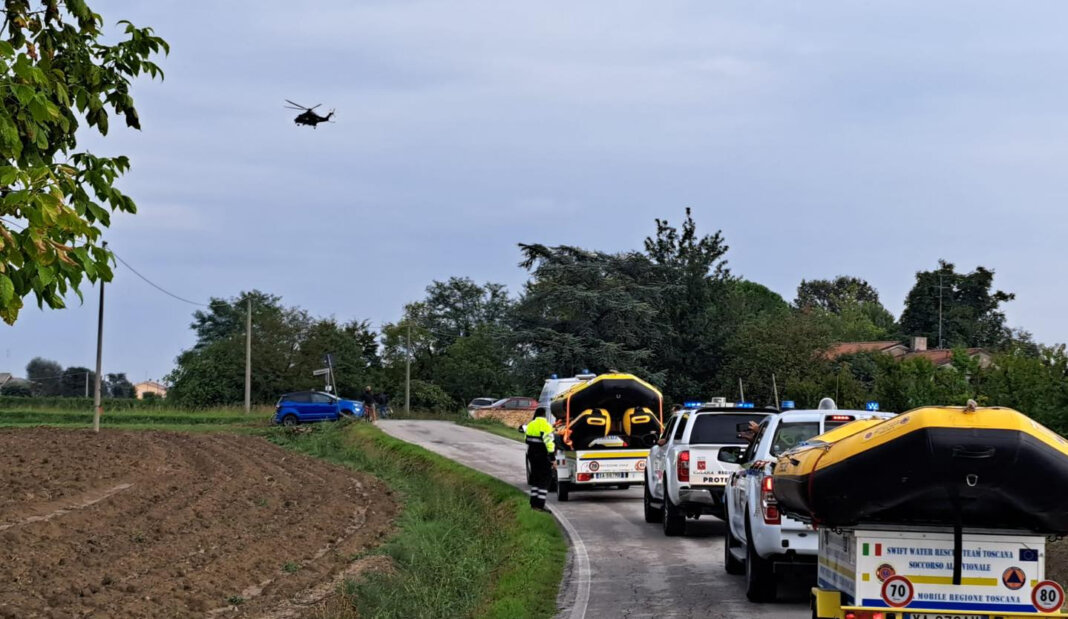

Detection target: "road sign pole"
[92, 242, 107, 434]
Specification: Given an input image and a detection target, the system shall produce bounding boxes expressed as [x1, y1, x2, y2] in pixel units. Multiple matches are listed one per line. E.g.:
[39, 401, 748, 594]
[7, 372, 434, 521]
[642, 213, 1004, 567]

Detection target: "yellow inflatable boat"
[773, 404, 1068, 533]
[550, 373, 663, 448]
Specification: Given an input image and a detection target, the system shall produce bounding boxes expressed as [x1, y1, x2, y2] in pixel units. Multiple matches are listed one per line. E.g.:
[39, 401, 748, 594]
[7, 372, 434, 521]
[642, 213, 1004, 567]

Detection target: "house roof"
[0, 372, 11, 384]
[134, 380, 167, 390]
[823, 341, 905, 359]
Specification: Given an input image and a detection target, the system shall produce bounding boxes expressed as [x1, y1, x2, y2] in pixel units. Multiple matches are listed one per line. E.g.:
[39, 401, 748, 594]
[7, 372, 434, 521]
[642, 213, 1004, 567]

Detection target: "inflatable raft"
[551, 373, 663, 449]
[773, 405, 1068, 534]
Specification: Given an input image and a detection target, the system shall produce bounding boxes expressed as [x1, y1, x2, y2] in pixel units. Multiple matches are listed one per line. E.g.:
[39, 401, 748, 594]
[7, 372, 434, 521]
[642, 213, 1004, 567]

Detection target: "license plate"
[906, 614, 983, 619]
[592, 472, 628, 480]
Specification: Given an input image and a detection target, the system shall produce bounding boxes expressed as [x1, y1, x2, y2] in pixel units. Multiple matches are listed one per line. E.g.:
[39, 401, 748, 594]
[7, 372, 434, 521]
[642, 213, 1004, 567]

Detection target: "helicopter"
[284, 100, 334, 128]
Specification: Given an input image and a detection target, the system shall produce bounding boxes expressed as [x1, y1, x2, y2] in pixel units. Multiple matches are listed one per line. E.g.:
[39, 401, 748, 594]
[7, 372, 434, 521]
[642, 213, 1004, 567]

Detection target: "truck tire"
[525, 456, 533, 486]
[723, 515, 744, 575]
[644, 475, 663, 523]
[662, 495, 686, 536]
[744, 517, 776, 602]
[557, 480, 571, 502]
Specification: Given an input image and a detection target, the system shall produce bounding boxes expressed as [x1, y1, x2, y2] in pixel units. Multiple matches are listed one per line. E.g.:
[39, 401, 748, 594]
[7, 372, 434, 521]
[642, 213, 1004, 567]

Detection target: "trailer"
[812, 526, 1067, 619]
[553, 447, 648, 501]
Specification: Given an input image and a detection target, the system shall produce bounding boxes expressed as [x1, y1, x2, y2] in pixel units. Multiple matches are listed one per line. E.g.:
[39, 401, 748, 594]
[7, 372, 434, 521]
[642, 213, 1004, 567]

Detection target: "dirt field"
[0, 428, 397, 618]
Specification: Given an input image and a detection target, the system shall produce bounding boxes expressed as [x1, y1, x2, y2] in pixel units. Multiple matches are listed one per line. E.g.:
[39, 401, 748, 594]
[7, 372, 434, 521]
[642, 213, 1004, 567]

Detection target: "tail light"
[577, 473, 592, 482]
[844, 613, 884, 619]
[761, 475, 780, 524]
[677, 450, 690, 482]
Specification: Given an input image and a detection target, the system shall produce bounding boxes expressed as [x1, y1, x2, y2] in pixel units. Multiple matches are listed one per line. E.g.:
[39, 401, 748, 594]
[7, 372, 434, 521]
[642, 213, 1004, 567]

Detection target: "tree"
[643, 208, 734, 400]
[0, 2, 168, 324]
[899, 261, 1014, 349]
[511, 245, 668, 389]
[25, 356, 61, 395]
[58, 365, 92, 396]
[796, 276, 881, 314]
[0, 380, 30, 396]
[105, 372, 134, 398]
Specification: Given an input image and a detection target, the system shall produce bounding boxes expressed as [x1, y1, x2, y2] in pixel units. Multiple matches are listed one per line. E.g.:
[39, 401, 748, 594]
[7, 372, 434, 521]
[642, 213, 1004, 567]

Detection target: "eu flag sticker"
[1020, 548, 1039, 562]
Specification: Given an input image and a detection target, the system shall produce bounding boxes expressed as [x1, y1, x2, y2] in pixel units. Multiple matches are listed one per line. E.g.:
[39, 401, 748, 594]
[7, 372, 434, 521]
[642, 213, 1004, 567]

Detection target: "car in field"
[644, 406, 776, 535]
[720, 400, 894, 602]
[483, 396, 539, 411]
[467, 397, 497, 410]
[273, 390, 363, 426]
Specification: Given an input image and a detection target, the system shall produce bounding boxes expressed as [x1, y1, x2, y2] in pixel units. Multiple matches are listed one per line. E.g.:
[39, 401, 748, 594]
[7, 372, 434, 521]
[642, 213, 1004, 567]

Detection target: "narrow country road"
[378, 420, 809, 619]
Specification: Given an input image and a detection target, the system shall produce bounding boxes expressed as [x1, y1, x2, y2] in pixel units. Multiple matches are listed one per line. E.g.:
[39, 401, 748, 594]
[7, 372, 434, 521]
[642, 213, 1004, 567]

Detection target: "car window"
[771, 421, 821, 456]
[673, 413, 690, 440]
[311, 393, 334, 404]
[689, 414, 768, 444]
[743, 420, 769, 462]
[490, 398, 509, 408]
[287, 392, 311, 403]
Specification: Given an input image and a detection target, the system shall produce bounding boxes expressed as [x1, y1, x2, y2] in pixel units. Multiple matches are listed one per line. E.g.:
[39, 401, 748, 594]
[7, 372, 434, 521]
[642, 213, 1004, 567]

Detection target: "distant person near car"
[362, 386, 377, 422]
[375, 391, 391, 418]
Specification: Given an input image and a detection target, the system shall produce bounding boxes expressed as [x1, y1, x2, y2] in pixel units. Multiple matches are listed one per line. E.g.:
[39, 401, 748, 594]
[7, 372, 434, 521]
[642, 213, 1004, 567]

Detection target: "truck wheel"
[723, 516, 744, 575]
[643, 476, 663, 523]
[525, 456, 533, 486]
[744, 518, 776, 602]
[282, 414, 299, 427]
[557, 480, 571, 502]
[662, 495, 686, 536]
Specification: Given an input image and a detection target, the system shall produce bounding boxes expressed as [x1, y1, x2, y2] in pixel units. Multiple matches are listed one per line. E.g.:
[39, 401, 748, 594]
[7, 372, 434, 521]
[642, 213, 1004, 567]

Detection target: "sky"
[5, 0, 1068, 382]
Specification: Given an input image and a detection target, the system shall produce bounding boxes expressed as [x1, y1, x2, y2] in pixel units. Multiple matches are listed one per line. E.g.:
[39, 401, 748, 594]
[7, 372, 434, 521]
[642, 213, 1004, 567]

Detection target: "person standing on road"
[525, 407, 556, 513]
[375, 391, 390, 419]
[362, 386, 377, 422]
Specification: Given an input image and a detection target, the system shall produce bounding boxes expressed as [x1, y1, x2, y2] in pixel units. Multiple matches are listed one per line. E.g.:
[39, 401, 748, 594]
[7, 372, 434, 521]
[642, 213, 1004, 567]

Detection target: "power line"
[110, 250, 208, 307]
[3, 217, 208, 308]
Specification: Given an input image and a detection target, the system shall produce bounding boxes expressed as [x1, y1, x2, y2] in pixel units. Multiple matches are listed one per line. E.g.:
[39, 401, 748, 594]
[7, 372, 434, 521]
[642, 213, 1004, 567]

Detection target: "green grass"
[268, 421, 565, 619]
[456, 417, 525, 443]
[0, 407, 272, 430]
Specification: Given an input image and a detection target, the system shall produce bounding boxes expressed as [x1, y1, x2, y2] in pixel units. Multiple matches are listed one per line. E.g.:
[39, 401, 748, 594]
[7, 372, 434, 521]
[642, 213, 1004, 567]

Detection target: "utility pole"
[85, 371, 89, 398]
[244, 297, 252, 414]
[404, 322, 411, 415]
[738, 378, 745, 403]
[771, 373, 779, 409]
[938, 272, 944, 350]
[93, 242, 106, 434]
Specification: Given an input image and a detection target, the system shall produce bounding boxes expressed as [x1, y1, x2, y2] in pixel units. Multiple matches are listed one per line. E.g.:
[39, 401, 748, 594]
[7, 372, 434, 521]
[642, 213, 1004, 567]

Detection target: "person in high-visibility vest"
[525, 407, 556, 512]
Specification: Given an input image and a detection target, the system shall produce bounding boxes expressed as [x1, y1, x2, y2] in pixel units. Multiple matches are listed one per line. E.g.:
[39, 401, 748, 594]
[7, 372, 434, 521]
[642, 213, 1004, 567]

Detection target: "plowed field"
[0, 428, 397, 618]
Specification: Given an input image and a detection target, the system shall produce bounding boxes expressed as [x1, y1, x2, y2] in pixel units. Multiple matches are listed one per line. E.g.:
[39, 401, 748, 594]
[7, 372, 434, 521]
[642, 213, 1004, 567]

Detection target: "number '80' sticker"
[1032, 580, 1065, 613]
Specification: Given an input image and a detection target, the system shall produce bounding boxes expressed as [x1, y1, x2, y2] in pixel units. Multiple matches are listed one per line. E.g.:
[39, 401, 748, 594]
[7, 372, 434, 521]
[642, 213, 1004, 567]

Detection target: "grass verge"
[457, 417, 525, 443]
[268, 421, 565, 619]
[0, 408, 271, 431]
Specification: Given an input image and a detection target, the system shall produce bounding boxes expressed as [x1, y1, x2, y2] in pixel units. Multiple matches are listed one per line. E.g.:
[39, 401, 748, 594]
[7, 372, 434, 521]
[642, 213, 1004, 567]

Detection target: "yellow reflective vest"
[525, 417, 556, 452]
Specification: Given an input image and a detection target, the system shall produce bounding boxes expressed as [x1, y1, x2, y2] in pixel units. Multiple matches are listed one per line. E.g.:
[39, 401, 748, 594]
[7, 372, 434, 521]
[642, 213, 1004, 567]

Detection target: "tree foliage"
[0, 1, 167, 323]
[899, 260, 1014, 348]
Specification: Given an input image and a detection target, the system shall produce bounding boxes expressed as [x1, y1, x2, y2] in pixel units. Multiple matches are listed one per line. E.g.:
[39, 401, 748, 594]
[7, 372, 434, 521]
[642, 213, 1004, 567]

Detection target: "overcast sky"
[5, 1, 1068, 382]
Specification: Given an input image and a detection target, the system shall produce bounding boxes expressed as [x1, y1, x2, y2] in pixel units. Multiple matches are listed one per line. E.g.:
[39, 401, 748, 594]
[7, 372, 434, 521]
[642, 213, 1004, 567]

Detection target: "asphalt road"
[378, 420, 809, 619]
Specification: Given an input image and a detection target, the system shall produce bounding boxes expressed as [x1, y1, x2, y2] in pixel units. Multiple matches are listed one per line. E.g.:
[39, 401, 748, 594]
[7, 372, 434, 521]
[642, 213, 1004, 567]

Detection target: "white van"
[537, 373, 597, 424]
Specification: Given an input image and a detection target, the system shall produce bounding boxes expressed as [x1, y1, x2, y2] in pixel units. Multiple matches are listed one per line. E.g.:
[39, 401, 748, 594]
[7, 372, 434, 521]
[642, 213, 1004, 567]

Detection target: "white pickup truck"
[644, 406, 776, 535]
[722, 403, 895, 602]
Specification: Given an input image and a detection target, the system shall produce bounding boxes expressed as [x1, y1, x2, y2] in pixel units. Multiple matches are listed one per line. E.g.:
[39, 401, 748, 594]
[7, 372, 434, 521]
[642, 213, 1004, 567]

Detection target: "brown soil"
[0, 428, 398, 618]
[472, 409, 532, 428]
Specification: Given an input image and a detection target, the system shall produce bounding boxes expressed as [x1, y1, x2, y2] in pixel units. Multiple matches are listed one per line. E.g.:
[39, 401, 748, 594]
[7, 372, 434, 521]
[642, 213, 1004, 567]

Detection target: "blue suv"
[274, 391, 363, 426]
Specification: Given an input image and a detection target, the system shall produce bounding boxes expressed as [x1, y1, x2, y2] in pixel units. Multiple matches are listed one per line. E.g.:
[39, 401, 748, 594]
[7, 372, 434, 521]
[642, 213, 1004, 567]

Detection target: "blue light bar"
[683, 401, 703, 408]
[866, 401, 880, 411]
[550, 374, 558, 380]
[781, 400, 795, 410]
[738, 402, 755, 409]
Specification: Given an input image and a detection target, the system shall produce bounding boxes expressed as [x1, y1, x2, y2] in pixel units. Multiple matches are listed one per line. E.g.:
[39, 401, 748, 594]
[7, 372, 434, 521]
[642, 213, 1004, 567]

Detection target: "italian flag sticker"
[863, 543, 883, 556]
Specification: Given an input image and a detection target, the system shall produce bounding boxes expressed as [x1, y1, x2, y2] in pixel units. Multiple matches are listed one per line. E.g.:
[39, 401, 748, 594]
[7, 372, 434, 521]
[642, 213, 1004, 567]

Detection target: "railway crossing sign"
[1032, 580, 1065, 613]
[881, 575, 914, 607]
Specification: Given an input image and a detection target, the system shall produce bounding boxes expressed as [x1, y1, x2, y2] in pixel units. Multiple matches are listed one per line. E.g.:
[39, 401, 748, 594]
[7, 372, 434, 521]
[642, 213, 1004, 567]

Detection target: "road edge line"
[552, 507, 590, 619]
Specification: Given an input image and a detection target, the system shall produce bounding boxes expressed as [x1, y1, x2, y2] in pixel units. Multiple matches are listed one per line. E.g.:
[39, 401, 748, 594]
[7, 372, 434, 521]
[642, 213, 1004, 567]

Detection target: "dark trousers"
[527, 446, 552, 509]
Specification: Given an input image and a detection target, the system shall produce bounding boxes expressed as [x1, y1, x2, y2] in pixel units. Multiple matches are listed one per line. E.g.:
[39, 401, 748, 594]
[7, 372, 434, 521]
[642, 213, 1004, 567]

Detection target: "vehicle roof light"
[829, 415, 854, 421]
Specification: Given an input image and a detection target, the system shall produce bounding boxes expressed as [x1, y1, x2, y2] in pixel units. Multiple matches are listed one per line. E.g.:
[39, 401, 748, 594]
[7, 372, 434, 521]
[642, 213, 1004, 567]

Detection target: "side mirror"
[718, 446, 744, 464]
[656, 438, 667, 447]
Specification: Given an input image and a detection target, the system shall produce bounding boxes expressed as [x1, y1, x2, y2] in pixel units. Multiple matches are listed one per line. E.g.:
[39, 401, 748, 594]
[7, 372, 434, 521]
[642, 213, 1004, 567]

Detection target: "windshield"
[690, 414, 768, 444]
[770, 421, 821, 456]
